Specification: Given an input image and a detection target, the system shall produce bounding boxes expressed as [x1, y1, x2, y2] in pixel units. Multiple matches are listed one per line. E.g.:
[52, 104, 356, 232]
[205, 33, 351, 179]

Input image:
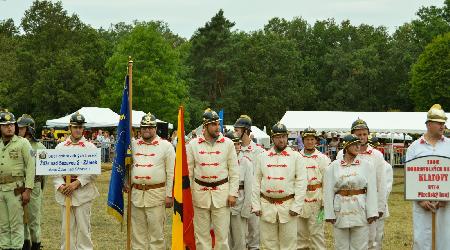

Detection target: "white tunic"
[130, 136, 175, 208]
[252, 147, 307, 224]
[53, 137, 100, 206]
[337, 145, 387, 214]
[187, 134, 239, 209]
[230, 153, 253, 218]
[324, 155, 378, 228]
[406, 135, 450, 250]
[298, 149, 331, 218]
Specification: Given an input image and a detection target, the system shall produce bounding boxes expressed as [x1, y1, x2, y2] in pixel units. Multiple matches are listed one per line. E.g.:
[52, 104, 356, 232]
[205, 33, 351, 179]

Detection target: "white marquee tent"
[46, 107, 172, 128]
[280, 111, 449, 134]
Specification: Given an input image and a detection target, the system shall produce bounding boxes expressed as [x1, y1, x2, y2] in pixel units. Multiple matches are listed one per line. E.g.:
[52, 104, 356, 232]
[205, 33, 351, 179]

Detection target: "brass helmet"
[351, 118, 369, 133]
[368, 135, 380, 147]
[225, 130, 240, 143]
[202, 108, 220, 126]
[17, 114, 38, 141]
[234, 115, 252, 131]
[271, 122, 288, 137]
[140, 112, 157, 127]
[342, 134, 360, 149]
[0, 109, 16, 125]
[69, 112, 86, 126]
[302, 127, 317, 139]
[426, 104, 447, 123]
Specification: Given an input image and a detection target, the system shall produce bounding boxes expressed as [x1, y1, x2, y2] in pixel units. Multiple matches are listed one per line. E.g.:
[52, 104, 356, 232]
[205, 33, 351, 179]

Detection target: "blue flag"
[107, 75, 131, 222]
[219, 109, 224, 133]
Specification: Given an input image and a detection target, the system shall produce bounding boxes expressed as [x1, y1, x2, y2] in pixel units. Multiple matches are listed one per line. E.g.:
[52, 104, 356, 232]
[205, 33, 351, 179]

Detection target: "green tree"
[0, 19, 19, 108]
[410, 32, 450, 110]
[10, 0, 108, 126]
[101, 21, 188, 125]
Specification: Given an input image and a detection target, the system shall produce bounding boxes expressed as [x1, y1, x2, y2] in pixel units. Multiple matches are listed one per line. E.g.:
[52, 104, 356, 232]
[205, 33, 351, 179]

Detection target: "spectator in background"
[318, 131, 327, 153]
[329, 134, 339, 161]
[297, 133, 304, 151]
[47, 128, 56, 148]
[102, 131, 111, 162]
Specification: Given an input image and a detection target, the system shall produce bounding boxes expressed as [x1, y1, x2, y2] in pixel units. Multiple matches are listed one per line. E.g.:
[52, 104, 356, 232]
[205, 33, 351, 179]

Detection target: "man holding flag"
[187, 108, 239, 250]
[128, 112, 175, 249]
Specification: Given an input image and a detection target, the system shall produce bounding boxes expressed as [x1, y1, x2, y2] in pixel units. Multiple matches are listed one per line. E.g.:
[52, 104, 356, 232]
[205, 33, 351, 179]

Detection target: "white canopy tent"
[280, 111, 449, 134]
[46, 107, 173, 128]
[46, 107, 119, 128]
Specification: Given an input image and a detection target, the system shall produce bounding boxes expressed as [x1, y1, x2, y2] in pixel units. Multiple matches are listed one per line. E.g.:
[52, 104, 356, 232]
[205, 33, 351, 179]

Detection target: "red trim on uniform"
[306, 166, 317, 169]
[305, 198, 318, 203]
[134, 176, 151, 180]
[216, 138, 225, 143]
[135, 153, 156, 157]
[361, 149, 372, 155]
[135, 163, 154, 168]
[200, 162, 219, 167]
[243, 156, 252, 162]
[266, 189, 284, 193]
[200, 187, 218, 191]
[267, 176, 285, 180]
[137, 139, 159, 146]
[309, 177, 318, 182]
[199, 150, 221, 155]
[198, 138, 206, 144]
[267, 164, 287, 168]
[200, 176, 218, 179]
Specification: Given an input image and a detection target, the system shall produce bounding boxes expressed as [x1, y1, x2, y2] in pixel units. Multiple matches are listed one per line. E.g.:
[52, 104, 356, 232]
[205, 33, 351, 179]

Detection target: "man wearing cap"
[17, 114, 46, 250]
[252, 122, 306, 250]
[367, 136, 393, 250]
[297, 127, 331, 250]
[234, 114, 264, 250]
[53, 112, 99, 250]
[128, 112, 175, 249]
[406, 104, 450, 250]
[225, 131, 253, 250]
[337, 118, 387, 249]
[324, 134, 378, 250]
[187, 108, 239, 250]
[0, 110, 35, 250]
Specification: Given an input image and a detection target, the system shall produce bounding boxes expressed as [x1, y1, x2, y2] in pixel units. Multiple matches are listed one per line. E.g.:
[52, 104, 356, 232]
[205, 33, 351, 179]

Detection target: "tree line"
[0, 0, 449, 131]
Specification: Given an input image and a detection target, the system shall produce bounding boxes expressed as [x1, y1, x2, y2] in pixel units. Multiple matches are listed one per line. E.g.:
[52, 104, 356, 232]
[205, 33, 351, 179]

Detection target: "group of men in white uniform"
[48, 103, 448, 250]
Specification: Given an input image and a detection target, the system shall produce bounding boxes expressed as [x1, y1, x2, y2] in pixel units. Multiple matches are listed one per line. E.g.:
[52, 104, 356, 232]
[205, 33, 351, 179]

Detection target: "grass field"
[40, 166, 412, 249]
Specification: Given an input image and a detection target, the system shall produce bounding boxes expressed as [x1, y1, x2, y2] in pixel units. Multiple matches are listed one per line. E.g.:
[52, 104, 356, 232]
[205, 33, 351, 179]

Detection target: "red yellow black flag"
[171, 106, 196, 250]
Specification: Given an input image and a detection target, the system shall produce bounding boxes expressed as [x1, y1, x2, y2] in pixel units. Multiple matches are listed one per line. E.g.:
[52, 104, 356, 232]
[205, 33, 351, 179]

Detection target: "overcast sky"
[0, 0, 445, 38]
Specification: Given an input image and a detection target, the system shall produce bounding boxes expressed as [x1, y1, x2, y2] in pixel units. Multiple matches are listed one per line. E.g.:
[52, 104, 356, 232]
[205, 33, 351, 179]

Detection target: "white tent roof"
[46, 107, 172, 128]
[46, 107, 119, 128]
[280, 111, 450, 134]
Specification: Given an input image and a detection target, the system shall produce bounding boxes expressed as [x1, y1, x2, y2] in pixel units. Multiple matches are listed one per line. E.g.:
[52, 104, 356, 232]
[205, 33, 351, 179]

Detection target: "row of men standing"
[113, 108, 395, 250]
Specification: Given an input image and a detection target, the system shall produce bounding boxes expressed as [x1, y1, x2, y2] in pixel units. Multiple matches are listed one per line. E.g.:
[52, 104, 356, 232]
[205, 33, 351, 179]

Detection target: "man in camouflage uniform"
[0, 110, 35, 250]
[17, 114, 46, 250]
[234, 115, 265, 250]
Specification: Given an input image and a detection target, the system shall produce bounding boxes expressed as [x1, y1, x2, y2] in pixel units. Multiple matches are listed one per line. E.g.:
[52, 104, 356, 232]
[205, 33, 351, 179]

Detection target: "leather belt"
[307, 183, 322, 191]
[133, 182, 166, 191]
[0, 175, 23, 184]
[194, 178, 228, 188]
[239, 184, 245, 190]
[336, 189, 366, 196]
[261, 193, 295, 204]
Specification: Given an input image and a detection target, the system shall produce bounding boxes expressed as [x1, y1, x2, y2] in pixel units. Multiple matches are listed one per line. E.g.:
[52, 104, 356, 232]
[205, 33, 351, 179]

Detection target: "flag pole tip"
[128, 56, 133, 63]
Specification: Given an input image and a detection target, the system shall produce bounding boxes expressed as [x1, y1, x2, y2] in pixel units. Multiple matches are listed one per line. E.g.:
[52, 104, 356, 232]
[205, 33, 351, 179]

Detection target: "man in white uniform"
[129, 112, 175, 250]
[297, 127, 330, 250]
[53, 112, 99, 250]
[234, 115, 265, 250]
[187, 108, 239, 250]
[406, 104, 450, 250]
[252, 122, 306, 250]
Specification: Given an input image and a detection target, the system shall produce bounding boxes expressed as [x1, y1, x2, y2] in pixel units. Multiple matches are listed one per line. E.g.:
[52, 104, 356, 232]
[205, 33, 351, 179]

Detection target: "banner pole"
[432, 211, 436, 250]
[126, 56, 133, 250]
[65, 175, 71, 250]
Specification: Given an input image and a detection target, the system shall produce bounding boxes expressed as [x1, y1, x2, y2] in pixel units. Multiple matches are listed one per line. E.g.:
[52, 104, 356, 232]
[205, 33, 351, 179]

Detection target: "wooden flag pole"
[65, 175, 71, 250]
[432, 211, 436, 250]
[126, 56, 133, 250]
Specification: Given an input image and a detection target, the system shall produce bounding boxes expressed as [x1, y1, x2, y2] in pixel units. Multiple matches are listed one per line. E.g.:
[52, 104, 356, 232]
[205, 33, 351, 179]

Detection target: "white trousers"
[297, 217, 326, 250]
[333, 225, 369, 250]
[413, 202, 450, 250]
[194, 206, 231, 250]
[247, 213, 260, 249]
[60, 202, 93, 250]
[131, 204, 166, 250]
[230, 214, 246, 250]
[260, 216, 297, 250]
